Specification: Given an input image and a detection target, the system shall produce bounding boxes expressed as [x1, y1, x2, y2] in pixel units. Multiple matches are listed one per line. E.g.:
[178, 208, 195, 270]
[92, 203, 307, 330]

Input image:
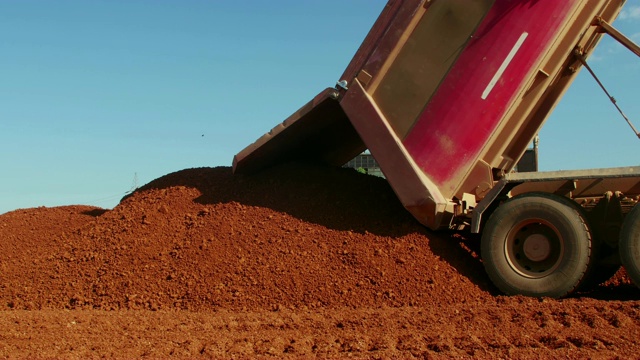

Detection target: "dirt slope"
[1, 163, 639, 358]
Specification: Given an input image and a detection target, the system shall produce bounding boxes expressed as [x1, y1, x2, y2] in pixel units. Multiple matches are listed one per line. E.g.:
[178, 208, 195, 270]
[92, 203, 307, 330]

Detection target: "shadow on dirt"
[121, 163, 496, 292]
[82, 209, 109, 217]
[581, 283, 640, 301]
[437, 231, 498, 293]
[124, 163, 416, 237]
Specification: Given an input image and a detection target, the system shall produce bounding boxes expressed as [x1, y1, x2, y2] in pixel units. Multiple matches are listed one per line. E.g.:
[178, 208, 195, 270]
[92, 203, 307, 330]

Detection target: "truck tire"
[481, 193, 592, 298]
[620, 204, 640, 288]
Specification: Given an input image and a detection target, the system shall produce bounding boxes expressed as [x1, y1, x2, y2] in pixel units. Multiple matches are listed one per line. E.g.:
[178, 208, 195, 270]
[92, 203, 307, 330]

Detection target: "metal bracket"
[593, 17, 640, 58]
[471, 179, 521, 233]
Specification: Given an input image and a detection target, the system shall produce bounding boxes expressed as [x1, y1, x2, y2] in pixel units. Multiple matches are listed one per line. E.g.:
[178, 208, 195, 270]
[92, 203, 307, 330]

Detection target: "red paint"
[403, 0, 578, 192]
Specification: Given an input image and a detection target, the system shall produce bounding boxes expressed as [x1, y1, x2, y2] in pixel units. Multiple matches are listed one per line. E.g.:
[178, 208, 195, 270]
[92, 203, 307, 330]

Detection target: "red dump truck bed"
[233, 0, 640, 298]
[235, 0, 630, 228]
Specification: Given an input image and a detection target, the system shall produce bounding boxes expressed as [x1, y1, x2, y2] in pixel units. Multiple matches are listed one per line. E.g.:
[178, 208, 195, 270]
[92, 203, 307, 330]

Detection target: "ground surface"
[1, 164, 639, 359]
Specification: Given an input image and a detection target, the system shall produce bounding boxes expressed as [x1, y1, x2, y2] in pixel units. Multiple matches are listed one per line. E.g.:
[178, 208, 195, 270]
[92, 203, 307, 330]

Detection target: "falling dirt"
[1, 163, 639, 358]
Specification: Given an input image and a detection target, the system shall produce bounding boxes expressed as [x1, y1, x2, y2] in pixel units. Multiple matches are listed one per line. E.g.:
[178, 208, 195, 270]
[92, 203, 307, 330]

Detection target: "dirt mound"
[3, 163, 640, 358]
[0, 163, 490, 311]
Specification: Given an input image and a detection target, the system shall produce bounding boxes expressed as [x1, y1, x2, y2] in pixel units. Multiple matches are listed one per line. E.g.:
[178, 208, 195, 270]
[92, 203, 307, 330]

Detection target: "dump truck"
[233, 0, 640, 298]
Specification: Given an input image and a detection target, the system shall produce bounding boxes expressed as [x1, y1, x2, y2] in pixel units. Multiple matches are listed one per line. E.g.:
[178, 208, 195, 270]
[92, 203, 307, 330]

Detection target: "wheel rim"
[505, 219, 564, 278]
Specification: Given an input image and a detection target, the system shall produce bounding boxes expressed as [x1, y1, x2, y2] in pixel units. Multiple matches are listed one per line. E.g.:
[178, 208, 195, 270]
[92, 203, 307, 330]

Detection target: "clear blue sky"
[1, 1, 639, 214]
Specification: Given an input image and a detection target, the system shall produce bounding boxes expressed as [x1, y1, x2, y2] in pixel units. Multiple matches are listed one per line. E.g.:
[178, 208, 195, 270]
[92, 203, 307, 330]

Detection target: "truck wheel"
[481, 193, 592, 298]
[620, 204, 640, 288]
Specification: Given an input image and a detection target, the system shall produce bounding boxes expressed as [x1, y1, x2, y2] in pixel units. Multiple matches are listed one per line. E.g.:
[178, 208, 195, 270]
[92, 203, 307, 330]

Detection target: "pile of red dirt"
[2, 163, 640, 358]
[0, 163, 492, 311]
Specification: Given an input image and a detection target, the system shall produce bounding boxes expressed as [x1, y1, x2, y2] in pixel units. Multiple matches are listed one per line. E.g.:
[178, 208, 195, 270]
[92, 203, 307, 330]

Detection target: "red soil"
[1, 163, 639, 358]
